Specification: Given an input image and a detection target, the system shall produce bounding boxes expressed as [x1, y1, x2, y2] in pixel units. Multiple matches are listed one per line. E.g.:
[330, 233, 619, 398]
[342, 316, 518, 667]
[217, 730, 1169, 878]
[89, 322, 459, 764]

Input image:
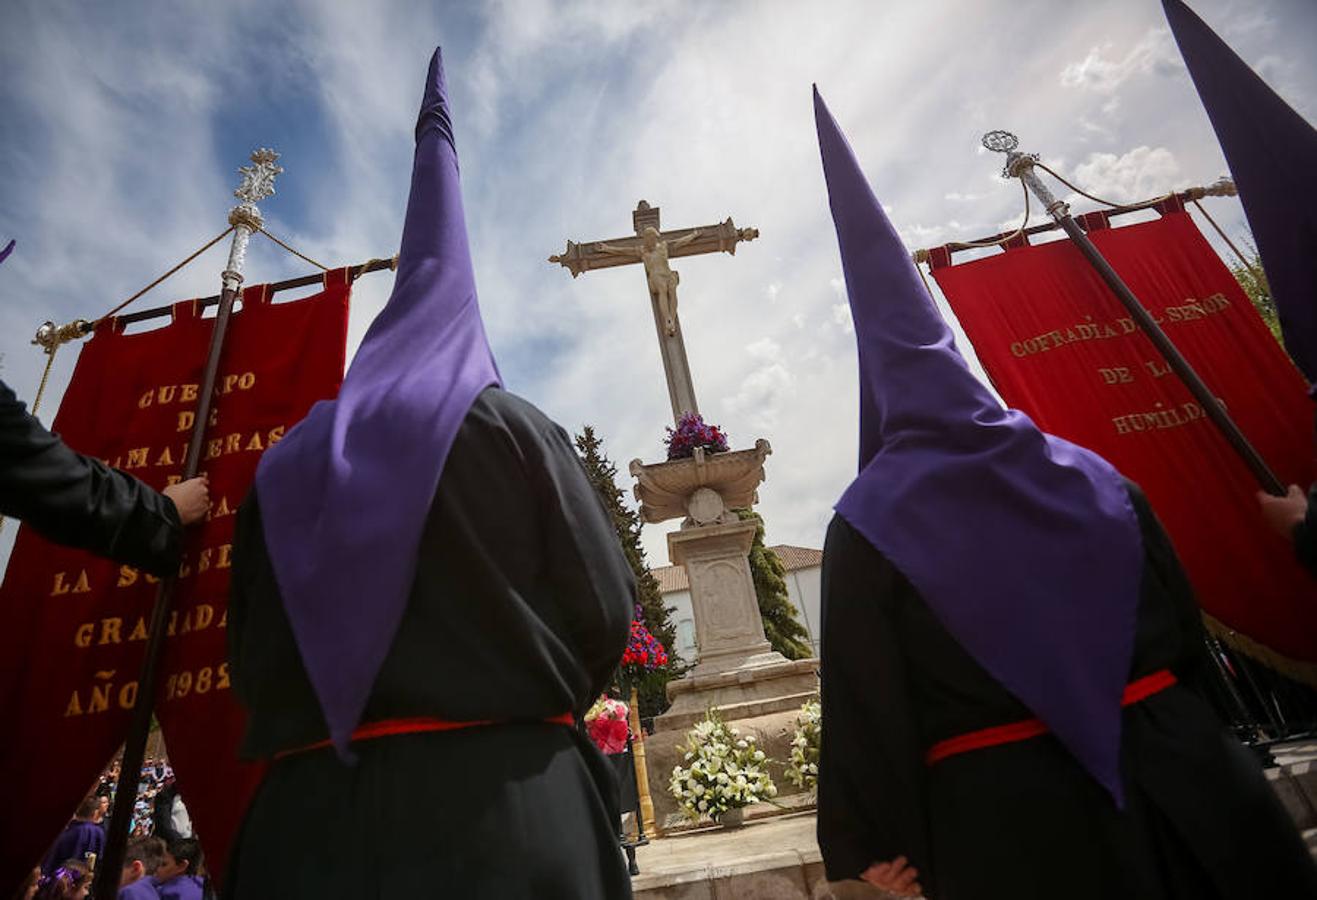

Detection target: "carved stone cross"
[550, 201, 758, 424]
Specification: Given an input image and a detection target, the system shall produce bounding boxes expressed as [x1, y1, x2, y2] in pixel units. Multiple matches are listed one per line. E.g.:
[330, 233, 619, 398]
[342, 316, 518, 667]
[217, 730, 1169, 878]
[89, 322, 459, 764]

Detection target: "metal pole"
[92, 149, 282, 900]
[622, 730, 644, 876]
[1206, 634, 1268, 741]
[982, 131, 1285, 496]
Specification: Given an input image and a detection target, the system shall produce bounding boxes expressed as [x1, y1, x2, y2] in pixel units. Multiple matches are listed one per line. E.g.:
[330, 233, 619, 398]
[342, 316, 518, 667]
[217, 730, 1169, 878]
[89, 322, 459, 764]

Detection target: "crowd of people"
[17, 833, 206, 900]
[92, 758, 185, 841]
[8, 758, 208, 900]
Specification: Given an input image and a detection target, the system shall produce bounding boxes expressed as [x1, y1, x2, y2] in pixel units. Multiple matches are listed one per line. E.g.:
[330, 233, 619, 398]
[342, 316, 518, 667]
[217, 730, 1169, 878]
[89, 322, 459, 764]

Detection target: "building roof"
[650, 544, 822, 594]
[771, 544, 825, 571]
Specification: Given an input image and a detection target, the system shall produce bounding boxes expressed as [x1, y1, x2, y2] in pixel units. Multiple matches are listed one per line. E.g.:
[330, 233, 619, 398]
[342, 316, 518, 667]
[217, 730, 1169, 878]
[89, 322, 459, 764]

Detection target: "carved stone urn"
[629, 439, 772, 529]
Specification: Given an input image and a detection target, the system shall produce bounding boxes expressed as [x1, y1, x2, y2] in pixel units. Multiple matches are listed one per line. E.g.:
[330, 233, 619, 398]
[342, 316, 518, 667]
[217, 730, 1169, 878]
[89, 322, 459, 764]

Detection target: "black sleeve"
[532, 422, 635, 712]
[816, 516, 930, 882]
[1292, 483, 1317, 578]
[1126, 482, 1214, 695]
[0, 379, 182, 575]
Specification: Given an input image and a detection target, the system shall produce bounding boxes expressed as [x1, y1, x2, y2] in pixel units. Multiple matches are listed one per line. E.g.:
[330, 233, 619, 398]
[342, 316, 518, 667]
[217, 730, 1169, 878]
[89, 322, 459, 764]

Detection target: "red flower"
[620, 609, 671, 677]
[587, 716, 629, 755]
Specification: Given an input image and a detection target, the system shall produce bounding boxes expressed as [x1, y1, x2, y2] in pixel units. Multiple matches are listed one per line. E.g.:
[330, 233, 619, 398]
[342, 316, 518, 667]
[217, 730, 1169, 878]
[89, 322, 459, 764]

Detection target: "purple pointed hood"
[255, 48, 501, 755]
[0, 240, 13, 266]
[814, 88, 1144, 803]
[1163, 0, 1317, 382]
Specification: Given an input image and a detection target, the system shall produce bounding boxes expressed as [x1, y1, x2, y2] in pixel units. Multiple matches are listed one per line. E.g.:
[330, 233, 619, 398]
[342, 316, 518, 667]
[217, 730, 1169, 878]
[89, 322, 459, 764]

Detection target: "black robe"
[0, 378, 181, 575]
[817, 483, 1317, 899]
[224, 388, 635, 899]
[1293, 483, 1317, 577]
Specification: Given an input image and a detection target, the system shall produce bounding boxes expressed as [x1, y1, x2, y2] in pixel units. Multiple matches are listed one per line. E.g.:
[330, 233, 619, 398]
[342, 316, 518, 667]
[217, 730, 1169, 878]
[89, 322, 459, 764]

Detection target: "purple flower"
[663, 413, 731, 460]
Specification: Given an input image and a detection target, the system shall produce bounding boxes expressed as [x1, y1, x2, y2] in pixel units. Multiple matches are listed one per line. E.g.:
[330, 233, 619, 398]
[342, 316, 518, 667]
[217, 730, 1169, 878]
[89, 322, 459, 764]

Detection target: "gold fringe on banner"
[1202, 612, 1317, 689]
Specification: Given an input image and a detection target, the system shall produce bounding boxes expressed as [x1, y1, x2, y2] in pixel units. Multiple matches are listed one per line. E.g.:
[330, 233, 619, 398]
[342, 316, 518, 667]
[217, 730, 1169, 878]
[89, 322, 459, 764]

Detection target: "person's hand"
[1257, 484, 1308, 539]
[163, 476, 210, 526]
[860, 856, 922, 897]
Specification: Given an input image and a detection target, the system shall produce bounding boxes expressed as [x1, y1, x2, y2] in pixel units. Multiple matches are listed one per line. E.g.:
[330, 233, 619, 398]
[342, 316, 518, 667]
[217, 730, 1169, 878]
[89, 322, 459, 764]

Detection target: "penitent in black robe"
[0, 378, 181, 575]
[817, 483, 1317, 900]
[224, 388, 635, 899]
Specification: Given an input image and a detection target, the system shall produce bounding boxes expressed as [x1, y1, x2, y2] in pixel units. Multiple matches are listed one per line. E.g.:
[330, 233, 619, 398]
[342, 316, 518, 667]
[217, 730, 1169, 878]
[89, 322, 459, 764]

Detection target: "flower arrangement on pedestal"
[664, 412, 730, 461]
[619, 611, 671, 683]
[668, 710, 777, 825]
[785, 697, 821, 791]
[584, 695, 631, 756]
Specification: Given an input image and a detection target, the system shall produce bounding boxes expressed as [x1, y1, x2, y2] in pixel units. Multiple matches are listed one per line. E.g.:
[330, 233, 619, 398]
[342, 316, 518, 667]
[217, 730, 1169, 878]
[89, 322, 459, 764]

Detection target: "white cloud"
[1060, 28, 1181, 94]
[721, 338, 793, 431]
[831, 303, 854, 335]
[745, 337, 781, 361]
[1071, 145, 1183, 204]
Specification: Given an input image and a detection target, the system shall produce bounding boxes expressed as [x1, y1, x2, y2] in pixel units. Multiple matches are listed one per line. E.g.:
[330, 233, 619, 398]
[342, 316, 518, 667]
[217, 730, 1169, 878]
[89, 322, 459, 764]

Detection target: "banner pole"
[981, 131, 1285, 496]
[92, 149, 283, 900]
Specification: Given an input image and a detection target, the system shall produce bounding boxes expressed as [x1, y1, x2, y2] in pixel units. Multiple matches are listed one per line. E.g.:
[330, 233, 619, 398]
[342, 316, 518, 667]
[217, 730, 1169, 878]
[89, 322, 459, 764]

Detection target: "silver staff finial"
[981, 130, 1019, 154]
[983, 129, 1042, 181]
[235, 148, 283, 204]
[982, 129, 1065, 216]
[223, 147, 281, 291]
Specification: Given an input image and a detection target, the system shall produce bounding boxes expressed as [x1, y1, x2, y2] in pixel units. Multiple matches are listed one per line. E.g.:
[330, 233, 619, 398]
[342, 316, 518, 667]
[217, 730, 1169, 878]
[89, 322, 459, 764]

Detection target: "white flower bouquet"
[785, 698, 821, 791]
[668, 711, 777, 823]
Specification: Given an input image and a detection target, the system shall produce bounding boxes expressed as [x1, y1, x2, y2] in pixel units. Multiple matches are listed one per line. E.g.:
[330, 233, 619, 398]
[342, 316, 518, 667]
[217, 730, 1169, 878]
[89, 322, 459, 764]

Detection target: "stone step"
[633, 811, 826, 900]
[1265, 760, 1317, 832]
[633, 757, 1317, 899]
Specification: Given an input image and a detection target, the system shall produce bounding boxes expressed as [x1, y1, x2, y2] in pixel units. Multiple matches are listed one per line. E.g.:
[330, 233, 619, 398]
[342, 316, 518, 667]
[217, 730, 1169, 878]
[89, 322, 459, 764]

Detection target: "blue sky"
[2, 0, 1316, 571]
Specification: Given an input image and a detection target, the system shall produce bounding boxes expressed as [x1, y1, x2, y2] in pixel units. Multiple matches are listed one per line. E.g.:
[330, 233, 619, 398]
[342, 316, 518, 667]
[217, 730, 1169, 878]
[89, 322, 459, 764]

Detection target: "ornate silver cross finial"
[982, 130, 1019, 154]
[223, 147, 281, 291]
[235, 148, 283, 204]
[982, 129, 1067, 219]
[982, 129, 1040, 180]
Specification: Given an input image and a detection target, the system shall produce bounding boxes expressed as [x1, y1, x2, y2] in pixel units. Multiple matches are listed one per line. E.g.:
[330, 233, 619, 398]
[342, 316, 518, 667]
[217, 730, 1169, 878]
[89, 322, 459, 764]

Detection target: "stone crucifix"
[549, 201, 759, 424]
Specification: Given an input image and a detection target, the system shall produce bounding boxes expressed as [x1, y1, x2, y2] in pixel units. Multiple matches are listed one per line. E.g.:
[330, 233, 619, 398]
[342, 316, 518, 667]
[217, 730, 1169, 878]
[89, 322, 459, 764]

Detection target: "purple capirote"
[255, 48, 501, 757]
[1163, 0, 1317, 383]
[813, 86, 1145, 804]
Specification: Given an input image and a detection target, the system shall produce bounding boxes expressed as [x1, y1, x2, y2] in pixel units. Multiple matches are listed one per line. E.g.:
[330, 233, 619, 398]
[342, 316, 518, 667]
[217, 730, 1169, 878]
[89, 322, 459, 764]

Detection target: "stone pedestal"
[630, 440, 819, 829]
[656, 520, 818, 732]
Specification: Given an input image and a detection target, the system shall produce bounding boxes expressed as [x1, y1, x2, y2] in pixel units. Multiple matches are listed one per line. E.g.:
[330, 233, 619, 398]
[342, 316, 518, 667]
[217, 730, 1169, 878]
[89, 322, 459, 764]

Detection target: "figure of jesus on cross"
[597, 226, 702, 337]
[550, 201, 759, 424]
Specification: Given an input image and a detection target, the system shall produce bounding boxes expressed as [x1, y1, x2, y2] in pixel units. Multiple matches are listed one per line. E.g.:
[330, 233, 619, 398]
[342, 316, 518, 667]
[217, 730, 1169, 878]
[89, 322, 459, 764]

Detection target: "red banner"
[0, 271, 350, 890]
[932, 208, 1317, 676]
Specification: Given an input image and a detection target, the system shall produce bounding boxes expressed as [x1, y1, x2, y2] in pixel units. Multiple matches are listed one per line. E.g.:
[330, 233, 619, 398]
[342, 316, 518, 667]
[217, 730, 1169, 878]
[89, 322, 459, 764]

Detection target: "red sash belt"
[924, 669, 1176, 767]
[274, 712, 575, 761]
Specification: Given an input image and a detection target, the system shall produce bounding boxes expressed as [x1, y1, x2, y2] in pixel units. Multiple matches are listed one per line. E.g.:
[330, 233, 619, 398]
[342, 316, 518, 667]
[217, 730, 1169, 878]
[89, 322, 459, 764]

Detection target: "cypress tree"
[737, 508, 813, 660]
[574, 425, 680, 719]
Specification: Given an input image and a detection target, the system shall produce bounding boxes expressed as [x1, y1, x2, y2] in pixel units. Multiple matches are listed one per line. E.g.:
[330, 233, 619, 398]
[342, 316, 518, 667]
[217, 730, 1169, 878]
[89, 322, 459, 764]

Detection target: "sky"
[2, 0, 1315, 573]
